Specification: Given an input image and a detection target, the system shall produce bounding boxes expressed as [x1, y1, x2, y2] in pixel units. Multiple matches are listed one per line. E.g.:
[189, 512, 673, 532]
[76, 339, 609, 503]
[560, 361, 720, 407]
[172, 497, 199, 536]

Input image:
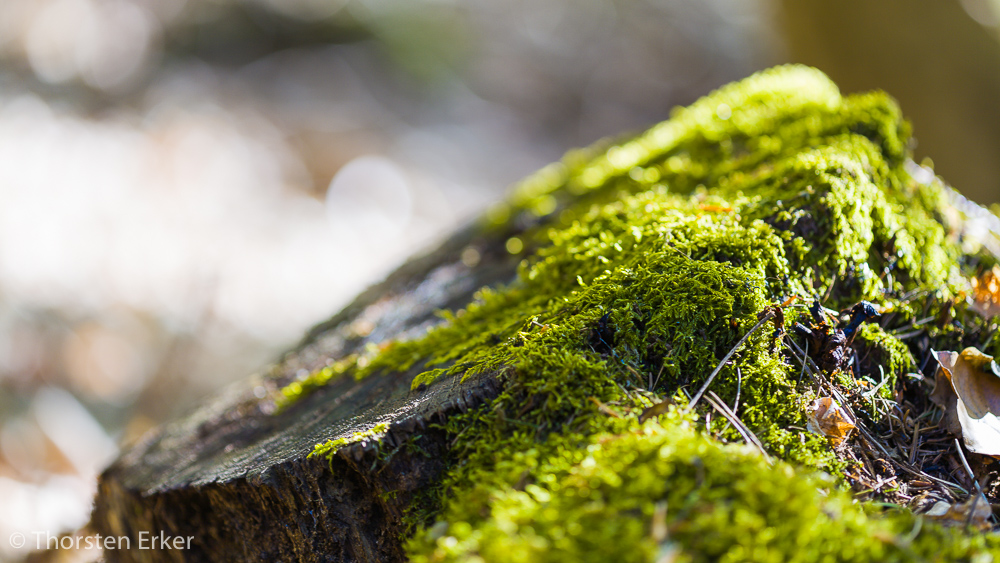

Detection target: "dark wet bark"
[91, 220, 520, 562]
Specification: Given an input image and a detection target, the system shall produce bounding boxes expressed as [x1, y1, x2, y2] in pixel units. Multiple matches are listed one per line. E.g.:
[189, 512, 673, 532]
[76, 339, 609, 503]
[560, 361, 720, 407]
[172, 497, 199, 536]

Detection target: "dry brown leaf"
[806, 397, 855, 445]
[931, 348, 1000, 455]
[924, 494, 992, 530]
[970, 265, 1000, 318]
[638, 400, 673, 423]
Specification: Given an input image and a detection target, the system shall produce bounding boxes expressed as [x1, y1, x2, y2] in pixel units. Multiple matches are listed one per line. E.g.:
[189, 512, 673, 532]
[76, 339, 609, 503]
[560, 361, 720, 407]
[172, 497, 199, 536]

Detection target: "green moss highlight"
[276, 354, 360, 411]
[468, 81, 964, 345]
[309, 422, 389, 460]
[287, 65, 996, 560]
[281, 67, 961, 405]
[358, 67, 962, 403]
[409, 410, 1000, 563]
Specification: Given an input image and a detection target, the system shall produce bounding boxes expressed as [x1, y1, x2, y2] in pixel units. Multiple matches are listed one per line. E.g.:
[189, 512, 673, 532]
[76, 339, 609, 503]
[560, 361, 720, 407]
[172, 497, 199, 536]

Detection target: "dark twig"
[908, 422, 921, 465]
[892, 461, 966, 498]
[920, 347, 935, 373]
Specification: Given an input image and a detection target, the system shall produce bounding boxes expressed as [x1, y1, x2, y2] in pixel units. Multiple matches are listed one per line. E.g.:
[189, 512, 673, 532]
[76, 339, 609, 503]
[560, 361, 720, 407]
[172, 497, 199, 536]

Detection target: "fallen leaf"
[931, 348, 1000, 455]
[970, 265, 1000, 318]
[639, 400, 673, 423]
[923, 494, 992, 530]
[806, 397, 855, 445]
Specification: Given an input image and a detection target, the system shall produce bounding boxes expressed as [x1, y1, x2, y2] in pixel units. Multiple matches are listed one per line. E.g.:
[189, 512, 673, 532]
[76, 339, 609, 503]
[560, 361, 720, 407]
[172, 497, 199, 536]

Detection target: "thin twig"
[955, 439, 980, 489]
[954, 438, 986, 528]
[797, 340, 809, 384]
[983, 324, 998, 352]
[784, 336, 819, 393]
[909, 422, 921, 465]
[823, 274, 837, 302]
[786, 320, 962, 498]
[855, 442, 879, 488]
[893, 328, 926, 341]
[624, 364, 645, 387]
[920, 349, 934, 373]
[897, 462, 966, 497]
[613, 380, 632, 400]
[688, 309, 775, 411]
[705, 391, 771, 463]
[717, 367, 744, 436]
[651, 363, 665, 390]
[733, 366, 742, 414]
[784, 336, 821, 386]
[785, 335, 898, 460]
[862, 366, 889, 399]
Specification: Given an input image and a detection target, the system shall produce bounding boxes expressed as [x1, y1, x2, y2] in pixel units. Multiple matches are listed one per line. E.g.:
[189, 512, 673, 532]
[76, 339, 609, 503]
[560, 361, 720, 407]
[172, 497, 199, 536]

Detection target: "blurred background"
[0, 0, 998, 560]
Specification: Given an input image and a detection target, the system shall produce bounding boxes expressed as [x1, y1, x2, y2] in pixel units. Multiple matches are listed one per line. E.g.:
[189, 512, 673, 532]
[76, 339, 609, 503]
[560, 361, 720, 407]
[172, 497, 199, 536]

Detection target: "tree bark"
[91, 222, 519, 562]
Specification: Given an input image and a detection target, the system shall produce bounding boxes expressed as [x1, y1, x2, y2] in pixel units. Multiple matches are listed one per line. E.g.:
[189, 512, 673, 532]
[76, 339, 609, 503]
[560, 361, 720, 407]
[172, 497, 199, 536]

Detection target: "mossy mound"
[410, 414, 995, 563]
[298, 66, 1000, 560]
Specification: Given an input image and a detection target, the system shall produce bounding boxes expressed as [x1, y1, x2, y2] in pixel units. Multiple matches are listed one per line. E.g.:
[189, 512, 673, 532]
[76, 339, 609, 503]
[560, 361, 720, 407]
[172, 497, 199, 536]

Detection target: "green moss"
[276, 354, 359, 411]
[310, 422, 389, 460]
[409, 410, 1000, 563]
[287, 65, 997, 560]
[854, 323, 915, 398]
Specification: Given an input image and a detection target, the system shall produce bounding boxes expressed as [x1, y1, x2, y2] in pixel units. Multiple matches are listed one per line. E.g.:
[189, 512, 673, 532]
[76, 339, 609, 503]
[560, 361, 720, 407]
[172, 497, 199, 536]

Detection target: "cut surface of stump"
[93, 222, 520, 562]
[93, 65, 1000, 562]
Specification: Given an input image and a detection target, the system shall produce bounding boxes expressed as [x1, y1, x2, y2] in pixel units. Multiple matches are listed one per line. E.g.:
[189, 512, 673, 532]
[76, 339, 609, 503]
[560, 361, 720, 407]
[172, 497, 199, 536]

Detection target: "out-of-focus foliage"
[779, 0, 1000, 205]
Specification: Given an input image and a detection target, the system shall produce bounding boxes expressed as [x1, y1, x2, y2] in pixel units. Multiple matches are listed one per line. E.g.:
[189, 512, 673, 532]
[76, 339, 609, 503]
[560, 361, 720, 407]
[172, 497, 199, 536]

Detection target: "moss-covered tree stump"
[92, 66, 1000, 562]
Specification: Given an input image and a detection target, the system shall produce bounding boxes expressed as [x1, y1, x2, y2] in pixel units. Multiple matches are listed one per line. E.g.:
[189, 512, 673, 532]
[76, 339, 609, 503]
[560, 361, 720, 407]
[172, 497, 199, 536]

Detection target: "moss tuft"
[310, 422, 389, 460]
[276, 354, 360, 411]
[853, 323, 915, 398]
[408, 409, 1000, 563]
[286, 65, 998, 560]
